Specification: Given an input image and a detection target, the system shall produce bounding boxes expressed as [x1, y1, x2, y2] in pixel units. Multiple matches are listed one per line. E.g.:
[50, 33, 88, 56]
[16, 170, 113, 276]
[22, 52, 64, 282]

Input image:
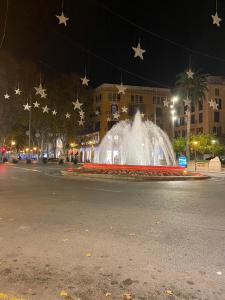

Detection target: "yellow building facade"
[92, 83, 172, 140]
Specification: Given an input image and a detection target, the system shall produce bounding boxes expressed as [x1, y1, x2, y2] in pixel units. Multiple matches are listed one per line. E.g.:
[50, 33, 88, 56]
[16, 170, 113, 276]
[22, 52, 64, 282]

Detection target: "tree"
[173, 134, 225, 159]
[173, 137, 186, 155]
[175, 69, 208, 160]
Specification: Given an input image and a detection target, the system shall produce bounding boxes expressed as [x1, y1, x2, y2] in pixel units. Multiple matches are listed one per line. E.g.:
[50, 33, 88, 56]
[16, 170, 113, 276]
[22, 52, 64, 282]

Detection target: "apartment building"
[77, 83, 172, 162]
[174, 76, 225, 140]
[92, 83, 172, 139]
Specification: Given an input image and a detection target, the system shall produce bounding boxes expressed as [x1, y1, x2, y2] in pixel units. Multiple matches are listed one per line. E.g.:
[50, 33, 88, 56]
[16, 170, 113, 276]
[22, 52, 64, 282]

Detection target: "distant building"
[78, 83, 172, 162]
[174, 76, 225, 140]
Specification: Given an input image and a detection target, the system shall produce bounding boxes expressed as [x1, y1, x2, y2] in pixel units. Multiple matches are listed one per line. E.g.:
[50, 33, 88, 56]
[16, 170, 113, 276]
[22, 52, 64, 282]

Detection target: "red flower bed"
[66, 165, 192, 177]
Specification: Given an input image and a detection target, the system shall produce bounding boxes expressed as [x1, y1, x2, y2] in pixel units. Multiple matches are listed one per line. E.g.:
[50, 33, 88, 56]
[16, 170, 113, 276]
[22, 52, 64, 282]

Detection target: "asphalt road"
[0, 163, 225, 300]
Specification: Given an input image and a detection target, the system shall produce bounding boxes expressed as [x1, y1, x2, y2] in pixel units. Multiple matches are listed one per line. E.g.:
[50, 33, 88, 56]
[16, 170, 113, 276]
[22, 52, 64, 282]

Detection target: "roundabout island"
[63, 112, 209, 181]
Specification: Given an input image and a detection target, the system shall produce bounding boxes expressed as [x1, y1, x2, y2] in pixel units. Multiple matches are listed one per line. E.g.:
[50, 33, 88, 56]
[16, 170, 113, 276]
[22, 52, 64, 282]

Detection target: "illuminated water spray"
[94, 111, 175, 166]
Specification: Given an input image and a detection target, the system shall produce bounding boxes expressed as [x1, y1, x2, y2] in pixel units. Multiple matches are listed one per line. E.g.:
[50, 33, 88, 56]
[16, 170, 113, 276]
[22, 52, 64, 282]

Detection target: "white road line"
[11, 166, 41, 172]
[84, 187, 121, 193]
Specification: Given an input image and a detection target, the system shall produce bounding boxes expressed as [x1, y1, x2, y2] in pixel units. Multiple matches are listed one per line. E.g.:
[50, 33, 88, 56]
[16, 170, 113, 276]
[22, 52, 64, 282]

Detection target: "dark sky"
[2, 0, 225, 88]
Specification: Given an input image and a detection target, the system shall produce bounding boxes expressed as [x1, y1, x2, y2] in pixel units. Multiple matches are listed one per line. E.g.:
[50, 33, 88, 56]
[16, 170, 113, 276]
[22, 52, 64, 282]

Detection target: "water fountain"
[64, 112, 208, 178]
[94, 111, 176, 166]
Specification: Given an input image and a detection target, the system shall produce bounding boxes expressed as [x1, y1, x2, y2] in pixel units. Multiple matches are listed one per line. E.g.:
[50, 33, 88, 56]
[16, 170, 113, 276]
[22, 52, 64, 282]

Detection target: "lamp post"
[192, 141, 198, 171]
[169, 96, 179, 141]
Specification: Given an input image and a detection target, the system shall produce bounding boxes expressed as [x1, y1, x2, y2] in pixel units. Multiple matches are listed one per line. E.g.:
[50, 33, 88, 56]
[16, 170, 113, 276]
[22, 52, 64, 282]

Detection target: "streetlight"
[192, 141, 198, 171]
[171, 115, 177, 140]
[171, 96, 179, 104]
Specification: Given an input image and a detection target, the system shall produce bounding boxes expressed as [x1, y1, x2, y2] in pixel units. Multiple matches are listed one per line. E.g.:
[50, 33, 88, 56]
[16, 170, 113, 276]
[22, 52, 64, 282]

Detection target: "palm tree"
[175, 69, 208, 160]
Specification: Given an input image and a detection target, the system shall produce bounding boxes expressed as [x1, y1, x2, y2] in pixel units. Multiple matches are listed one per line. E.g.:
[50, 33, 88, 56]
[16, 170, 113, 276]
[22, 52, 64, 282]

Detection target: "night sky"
[1, 0, 225, 88]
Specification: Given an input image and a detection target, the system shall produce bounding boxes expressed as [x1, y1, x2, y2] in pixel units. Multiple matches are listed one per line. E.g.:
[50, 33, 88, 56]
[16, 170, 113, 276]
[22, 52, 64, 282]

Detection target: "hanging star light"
[33, 101, 40, 108]
[116, 83, 127, 95]
[65, 112, 71, 119]
[80, 75, 90, 86]
[52, 109, 57, 116]
[209, 99, 218, 110]
[163, 99, 170, 107]
[15, 87, 21, 95]
[186, 69, 194, 79]
[78, 119, 84, 126]
[40, 90, 47, 99]
[42, 105, 50, 113]
[23, 103, 31, 111]
[132, 41, 146, 60]
[72, 99, 83, 110]
[56, 12, 69, 26]
[184, 98, 192, 107]
[121, 105, 128, 113]
[79, 110, 85, 119]
[34, 83, 47, 98]
[113, 111, 120, 120]
[4, 93, 10, 99]
[212, 12, 222, 27]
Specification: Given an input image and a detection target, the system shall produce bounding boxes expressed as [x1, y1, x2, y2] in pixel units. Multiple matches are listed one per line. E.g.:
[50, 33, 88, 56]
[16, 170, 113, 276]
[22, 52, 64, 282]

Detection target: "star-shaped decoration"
[113, 111, 120, 120]
[209, 99, 218, 110]
[186, 69, 194, 79]
[4, 93, 10, 99]
[40, 90, 47, 98]
[141, 112, 145, 118]
[212, 12, 222, 27]
[95, 110, 100, 115]
[65, 112, 71, 119]
[106, 117, 111, 122]
[56, 12, 69, 26]
[42, 105, 50, 113]
[79, 110, 85, 119]
[34, 83, 47, 98]
[184, 98, 192, 107]
[72, 99, 83, 110]
[52, 109, 57, 116]
[121, 105, 128, 113]
[78, 119, 84, 126]
[33, 101, 40, 108]
[132, 41, 146, 60]
[163, 99, 170, 107]
[116, 83, 127, 95]
[15, 88, 21, 95]
[23, 103, 31, 111]
[80, 75, 90, 86]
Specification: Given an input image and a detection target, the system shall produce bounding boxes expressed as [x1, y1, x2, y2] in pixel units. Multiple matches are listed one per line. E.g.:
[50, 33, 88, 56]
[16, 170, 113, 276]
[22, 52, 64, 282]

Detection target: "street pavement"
[0, 163, 225, 300]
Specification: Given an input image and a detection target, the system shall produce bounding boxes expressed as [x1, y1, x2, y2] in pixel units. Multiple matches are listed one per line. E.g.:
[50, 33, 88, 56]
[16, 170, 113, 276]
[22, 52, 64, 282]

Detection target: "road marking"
[11, 166, 41, 172]
[84, 187, 121, 193]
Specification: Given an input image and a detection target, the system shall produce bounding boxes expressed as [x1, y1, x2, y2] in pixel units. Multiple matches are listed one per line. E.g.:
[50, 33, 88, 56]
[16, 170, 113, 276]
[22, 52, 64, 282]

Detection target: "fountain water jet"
[94, 111, 175, 166]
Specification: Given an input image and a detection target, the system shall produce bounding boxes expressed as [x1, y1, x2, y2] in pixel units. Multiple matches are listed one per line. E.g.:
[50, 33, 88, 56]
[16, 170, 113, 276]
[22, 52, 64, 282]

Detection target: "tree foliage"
[0, 51, 93, 154]
[175, 69, 208, 159]
[174, 134, 225, 157]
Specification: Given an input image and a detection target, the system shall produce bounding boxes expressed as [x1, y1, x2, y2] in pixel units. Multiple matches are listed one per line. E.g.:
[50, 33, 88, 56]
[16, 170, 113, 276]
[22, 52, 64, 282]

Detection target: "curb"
[61, 171, 210, 181]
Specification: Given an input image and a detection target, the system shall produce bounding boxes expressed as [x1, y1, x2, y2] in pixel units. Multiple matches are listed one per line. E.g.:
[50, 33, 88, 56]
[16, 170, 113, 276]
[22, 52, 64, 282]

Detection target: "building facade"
[92, 83, 172, 139]
[77, 83, 173, 162]
[174, 76, 225, 140]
